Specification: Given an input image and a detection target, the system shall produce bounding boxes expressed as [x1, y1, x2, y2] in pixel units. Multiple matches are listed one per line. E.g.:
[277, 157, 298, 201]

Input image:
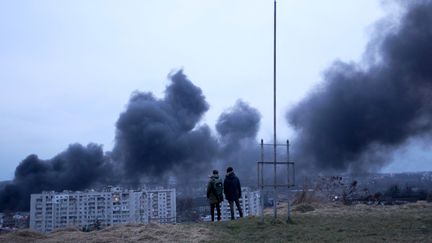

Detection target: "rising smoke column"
[287, 0, 432, 172]
[0, 69, 264, 210]
[0, 143, 114, 211]
[113, 70, 218, 181]
[216, 100, 261, 179]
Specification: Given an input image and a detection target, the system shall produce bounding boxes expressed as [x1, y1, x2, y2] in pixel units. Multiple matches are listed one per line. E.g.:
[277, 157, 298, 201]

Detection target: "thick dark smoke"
[4, 1, 431, 211]
[113, 70, 219, 181]
[0, 143, 114, 211]
[217, 100, 261, 150]
[287, 0, 432, 172]
[216, 100, 261, 179]
[0, 69, 262, 211]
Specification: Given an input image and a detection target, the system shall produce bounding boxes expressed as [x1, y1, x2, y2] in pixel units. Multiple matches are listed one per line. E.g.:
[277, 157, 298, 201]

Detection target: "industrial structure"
[29, 187, 176, 232]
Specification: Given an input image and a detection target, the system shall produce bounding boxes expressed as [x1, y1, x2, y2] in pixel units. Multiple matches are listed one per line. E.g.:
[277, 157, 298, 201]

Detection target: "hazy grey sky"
[0, 0, 429, 180]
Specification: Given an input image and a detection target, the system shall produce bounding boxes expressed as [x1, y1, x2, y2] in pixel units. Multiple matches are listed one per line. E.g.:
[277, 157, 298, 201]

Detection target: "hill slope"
[1, 202, 431, 242]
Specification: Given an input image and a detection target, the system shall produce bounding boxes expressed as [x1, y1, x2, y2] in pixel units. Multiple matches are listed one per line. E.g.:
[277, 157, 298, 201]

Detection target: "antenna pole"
[273, 0, 278, 219]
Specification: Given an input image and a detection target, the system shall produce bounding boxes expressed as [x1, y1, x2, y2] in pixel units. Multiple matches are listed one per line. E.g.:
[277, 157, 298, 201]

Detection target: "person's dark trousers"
[228, 199, 243, 220]
[210, 203, 221, 221]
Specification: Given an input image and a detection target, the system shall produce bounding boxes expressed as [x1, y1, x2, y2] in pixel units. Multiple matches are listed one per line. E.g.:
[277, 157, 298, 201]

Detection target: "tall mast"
[273, 0, 277, 219]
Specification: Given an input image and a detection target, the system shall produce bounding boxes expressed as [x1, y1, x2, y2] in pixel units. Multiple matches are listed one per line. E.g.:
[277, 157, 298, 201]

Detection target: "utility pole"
[273, 0, 278, 219]
[258, 0, 295, 223]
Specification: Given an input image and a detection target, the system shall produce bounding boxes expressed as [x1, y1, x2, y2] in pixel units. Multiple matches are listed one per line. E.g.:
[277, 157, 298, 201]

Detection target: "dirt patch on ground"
[293, 203, 315, 213]
[0, 229, 47, 243]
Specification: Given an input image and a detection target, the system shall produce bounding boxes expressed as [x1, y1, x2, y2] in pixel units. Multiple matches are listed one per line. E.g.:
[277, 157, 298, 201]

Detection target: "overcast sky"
[1, 0, 430, 181]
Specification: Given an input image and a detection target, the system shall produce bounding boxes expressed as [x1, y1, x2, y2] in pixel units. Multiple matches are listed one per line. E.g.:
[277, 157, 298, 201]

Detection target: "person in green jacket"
[206, 170, 224, 221]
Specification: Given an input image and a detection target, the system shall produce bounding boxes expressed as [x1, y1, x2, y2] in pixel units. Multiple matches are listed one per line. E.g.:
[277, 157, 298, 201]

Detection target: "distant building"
[30, 187, 176, 232]
[0, 212, 29, 229]
[147, 188, 177, 224]
[206, 187, 261, 221]
[193, 197, 209, 215]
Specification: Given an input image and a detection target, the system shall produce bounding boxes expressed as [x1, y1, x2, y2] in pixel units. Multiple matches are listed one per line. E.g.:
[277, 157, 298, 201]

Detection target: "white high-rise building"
[30, 187, 176, 232]
[219, 187, 261, 221]
[147, 188, 176, 224]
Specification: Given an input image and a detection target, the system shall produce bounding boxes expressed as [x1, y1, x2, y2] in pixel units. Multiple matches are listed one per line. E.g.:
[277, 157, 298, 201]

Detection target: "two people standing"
[206, 167, 243, 221]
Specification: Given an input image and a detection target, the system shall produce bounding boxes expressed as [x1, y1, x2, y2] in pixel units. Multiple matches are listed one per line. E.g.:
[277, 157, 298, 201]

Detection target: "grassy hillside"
[1, 201, 431, 242]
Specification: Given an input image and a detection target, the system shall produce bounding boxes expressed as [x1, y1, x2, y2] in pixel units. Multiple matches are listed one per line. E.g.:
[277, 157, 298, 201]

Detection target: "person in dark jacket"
[206, 169, 223, 221]
[223, 167, 243, 220]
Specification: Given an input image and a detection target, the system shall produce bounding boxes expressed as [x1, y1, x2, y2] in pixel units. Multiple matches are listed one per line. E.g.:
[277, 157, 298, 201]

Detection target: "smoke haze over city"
[1, 1, 432, 211]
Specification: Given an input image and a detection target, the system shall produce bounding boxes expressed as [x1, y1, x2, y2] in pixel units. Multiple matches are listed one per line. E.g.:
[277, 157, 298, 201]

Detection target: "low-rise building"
[0, 212, 29, 229]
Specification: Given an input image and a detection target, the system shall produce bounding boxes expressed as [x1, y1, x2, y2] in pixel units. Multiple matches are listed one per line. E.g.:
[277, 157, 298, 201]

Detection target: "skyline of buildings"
[30, 186, 176, 232]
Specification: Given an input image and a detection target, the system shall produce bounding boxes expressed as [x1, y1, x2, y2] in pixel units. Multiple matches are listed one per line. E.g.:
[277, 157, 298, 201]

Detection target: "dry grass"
[0, 223, 213, 243]
[1, 201, 431, 242]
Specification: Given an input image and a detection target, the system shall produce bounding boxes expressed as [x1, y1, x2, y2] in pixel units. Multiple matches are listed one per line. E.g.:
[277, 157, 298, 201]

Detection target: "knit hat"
[226, 167, 233, 173]
[212, 169, 219, 175]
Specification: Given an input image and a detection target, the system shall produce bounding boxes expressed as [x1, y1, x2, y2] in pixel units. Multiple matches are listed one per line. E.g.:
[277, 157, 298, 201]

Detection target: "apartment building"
[147, 189, 176, 223]
[217, 187, 261, 221]
[30, 187, 175, 232]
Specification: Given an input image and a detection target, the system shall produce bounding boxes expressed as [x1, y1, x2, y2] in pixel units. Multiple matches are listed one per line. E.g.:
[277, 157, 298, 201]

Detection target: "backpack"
[213, 179, 224, 202]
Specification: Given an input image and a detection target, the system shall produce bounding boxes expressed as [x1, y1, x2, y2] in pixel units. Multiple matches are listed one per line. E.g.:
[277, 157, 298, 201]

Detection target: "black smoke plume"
[0, 143, 114, 211]
[216, 100, 261, 179]
[112, 70, 219, 182]
[0, 69, 262, 211]
[287, 0, 432, 172]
